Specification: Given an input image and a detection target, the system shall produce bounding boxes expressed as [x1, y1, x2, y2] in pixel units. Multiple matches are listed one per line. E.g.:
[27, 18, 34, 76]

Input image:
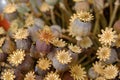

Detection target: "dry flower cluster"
[0, 0, 120, 80]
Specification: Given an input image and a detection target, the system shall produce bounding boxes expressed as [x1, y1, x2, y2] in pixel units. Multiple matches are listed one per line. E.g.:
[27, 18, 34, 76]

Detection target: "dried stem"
[50, 8, 56, 25]
[109, 0, 119, 27]
[60, 34, 76, 43]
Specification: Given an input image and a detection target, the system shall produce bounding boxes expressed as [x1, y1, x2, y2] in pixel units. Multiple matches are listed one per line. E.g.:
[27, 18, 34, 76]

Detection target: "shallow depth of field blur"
[0, 0, 120, 80]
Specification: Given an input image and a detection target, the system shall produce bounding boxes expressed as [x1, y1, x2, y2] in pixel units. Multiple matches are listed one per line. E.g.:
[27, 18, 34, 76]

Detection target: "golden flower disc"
[7, 49, 25, 66]
[44, 72, 61, 80]
[96, 46, 111, 61]
[13, 28, 29, 40]
[37, 58, 52, 70]
[56, 50, 72, 64]
[98, 27, 117, 46]
[104, 65, 118, 79]
[1, 69, 15, 80]
[93, 61, 104, 75]
[70, 64, 86, 80]
[24, 71, 36, 80]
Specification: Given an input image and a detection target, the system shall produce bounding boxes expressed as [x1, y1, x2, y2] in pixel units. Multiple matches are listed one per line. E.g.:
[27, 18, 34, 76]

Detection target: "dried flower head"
[95, 76, 106, 80]
[0, 37, 5, 47]
[1, 69, 15, 80]
[7, 49, 25, 66]
[98, 27, 117, 46]
[0, 27, 6, 35]
[70, 64, 86, 80]
[68, 44, 81, 53]
[79, 37, 93, 49]
[56, 50, 72, 64]
[24, 71, 36, 80]
[39, 2, 50, 12]
[3, 3, 16, 14]
[104, 65, 118, 79]
[25, 14, 34, 27]
[37, 58, 52, 70]
[44, 72, 61, 80]
[13, 28, 29, 40]
[96, 46, 111, 61]
[51, 38, 67, 47]
[77, 11, 93, 22]
[69, 14, 78, 25]
[39, 26, 55, 44]
[93, 61, 104, 75]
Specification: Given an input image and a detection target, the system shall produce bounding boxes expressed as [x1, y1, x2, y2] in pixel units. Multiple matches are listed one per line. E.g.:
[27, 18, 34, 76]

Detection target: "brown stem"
[60, 34, 76, 43]
[109, 0, 120, 27]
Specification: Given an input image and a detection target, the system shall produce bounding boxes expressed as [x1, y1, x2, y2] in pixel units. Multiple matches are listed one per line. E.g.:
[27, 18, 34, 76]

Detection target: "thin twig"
[109, 0, 119, 27]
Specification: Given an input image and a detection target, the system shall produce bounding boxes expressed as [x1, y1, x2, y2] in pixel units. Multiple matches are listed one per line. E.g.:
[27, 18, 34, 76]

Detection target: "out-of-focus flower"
[98, 27, 117, 46]
[0, 27, 6, 35]
[7, 49, 25, 66]
[56, 50, 72, 64]
[68, 44, 81, 53]
[95, 76, 106, 80]
[51, 38, 67, 47]
[39, 26, 55, 44]
[37, 58, 52, 70]
[10, 19, 19, 29]
[103, 65, 118, 79]
[1, 69, 15, 80]
[96, 46, 111, 61]
[24, 71, 36, 80]
[25, 14, 34, 27]
[93, 61, 104, 75]
[13, 28, 29, 41]
[8, 19, 19, 37]
[0, 37, 5, 47]
[70, 64, 86, 80]
[3, 3, 16, 14]
[44, 72, 61, 80]
[39, 2, 51, 12]
[79, 37, 93, 48]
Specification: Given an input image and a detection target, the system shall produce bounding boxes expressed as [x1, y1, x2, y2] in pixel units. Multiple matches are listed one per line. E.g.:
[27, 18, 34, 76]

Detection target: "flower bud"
[113, 20, 120, 33]
[88, 67, 99, 79]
